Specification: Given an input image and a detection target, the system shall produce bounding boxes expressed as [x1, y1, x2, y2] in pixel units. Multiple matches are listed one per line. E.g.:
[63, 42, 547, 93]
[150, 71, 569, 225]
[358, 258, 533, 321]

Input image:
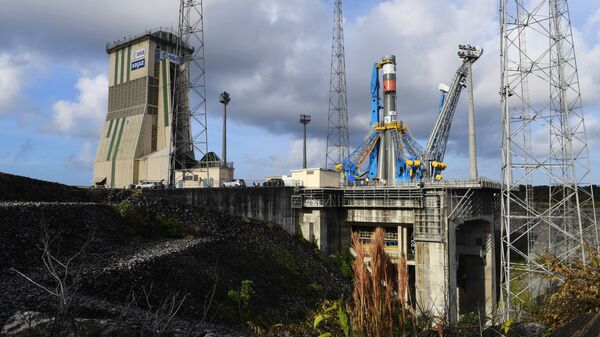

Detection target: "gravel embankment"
[0, 173, 351, 336]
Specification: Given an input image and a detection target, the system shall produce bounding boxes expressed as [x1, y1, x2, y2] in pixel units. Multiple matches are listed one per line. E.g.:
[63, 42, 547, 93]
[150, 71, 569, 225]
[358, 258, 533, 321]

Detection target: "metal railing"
[106, 27, 179, 51]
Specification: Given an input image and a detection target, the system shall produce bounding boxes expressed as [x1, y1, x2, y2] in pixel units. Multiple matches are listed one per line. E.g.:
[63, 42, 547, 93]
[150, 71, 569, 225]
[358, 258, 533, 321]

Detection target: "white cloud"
[2, 0, 600, 183]
[0, 52, 37, 114]
[49, 73, 108, 138]
[65, 141, 96, 169]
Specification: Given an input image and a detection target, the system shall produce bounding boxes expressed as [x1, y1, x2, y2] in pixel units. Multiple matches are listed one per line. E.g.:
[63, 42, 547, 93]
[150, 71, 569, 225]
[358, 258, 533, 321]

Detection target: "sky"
[0, 0, 600, 185]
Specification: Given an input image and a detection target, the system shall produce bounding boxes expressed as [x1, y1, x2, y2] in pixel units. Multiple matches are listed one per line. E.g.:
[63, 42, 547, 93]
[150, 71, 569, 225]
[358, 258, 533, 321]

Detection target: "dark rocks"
[552, 312, 600, 337]
[504, 322, 549, 337]
[0, 173, 350, 335]
[1, 311, 248, 337]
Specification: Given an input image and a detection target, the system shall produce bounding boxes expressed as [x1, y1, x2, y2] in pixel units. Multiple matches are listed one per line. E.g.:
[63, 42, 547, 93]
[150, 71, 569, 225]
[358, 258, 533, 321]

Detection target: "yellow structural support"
[373, 121, 407, 132]
[431, 161, 447, 170]
[376, 59, 393, 69]
[405, 159, 421, 167]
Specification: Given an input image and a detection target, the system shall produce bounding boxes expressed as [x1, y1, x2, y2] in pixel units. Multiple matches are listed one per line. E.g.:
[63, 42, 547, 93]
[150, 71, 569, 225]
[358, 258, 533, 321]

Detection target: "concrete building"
[292, 179, 499, 322]
[291, 168, 340, 188]
[93, 30, 232, 188]
[175, 152, 234, 188]
[146, 177, 499, 322]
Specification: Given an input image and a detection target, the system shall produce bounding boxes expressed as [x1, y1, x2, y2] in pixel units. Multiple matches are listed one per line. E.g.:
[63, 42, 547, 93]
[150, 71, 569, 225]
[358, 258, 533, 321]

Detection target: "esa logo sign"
[131, 59, 145, 71]
[132, 48, 145, 60]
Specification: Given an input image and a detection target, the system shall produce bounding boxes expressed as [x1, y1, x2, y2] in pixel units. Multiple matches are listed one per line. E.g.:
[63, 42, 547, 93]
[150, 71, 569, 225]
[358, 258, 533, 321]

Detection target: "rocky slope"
[0, 173, 350, 336]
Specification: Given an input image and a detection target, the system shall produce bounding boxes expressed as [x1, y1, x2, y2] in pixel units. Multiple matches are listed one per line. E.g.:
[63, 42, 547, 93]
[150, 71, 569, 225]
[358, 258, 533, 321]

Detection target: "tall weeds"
[351, 228, 416, 337]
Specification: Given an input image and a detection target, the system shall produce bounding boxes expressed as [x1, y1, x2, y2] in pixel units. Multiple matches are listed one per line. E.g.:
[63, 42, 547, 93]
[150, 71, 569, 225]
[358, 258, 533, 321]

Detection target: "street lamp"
[219, 91, 231, 166]
[299, 114, 311, 169]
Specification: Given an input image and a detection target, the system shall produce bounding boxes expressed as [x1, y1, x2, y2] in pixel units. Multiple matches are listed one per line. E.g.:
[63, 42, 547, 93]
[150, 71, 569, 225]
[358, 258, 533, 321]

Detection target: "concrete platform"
[293, 178, 500, 322]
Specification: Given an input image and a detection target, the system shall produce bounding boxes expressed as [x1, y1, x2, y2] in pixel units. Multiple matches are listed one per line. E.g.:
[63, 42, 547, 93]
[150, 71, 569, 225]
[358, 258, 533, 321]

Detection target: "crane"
[337, 45, 482, 184]
[423, 45, 483, 180]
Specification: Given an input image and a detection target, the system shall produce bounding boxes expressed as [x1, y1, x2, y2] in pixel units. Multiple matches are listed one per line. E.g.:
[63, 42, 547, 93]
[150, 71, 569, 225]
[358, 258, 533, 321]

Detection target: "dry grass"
[352, 228, 416, 337]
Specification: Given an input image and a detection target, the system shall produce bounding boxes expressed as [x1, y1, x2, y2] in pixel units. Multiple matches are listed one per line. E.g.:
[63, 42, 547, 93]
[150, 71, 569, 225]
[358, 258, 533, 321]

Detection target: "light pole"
[219, 91, 231, 166]
[458, 44, 482, 179]
[299, 114, 311, 169]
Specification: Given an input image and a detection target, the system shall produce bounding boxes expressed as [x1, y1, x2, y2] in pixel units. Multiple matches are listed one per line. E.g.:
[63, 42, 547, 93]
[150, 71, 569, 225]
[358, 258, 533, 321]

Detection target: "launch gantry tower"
[499, 0, 599, 319]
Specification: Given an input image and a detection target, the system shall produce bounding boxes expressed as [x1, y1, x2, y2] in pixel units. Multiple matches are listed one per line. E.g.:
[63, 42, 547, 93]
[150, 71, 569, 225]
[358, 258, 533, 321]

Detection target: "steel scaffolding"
[169, 0, 209, 187]
[499, 0, 599, 319]
[325, 0, 350, 170]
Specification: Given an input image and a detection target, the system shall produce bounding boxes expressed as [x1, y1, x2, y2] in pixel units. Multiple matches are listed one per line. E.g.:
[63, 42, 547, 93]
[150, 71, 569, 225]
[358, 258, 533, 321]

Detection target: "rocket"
[382, 55, 397, 124]
[377, 55, 398, 184]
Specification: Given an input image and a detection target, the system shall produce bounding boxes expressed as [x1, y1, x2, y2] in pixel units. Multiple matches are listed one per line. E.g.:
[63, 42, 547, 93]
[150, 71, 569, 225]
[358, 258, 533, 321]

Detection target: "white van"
[222, 179, 246, 188]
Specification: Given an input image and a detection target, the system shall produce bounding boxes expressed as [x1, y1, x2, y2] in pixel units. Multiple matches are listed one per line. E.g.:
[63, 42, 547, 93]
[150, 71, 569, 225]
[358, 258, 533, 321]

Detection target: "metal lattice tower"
[169, 0, 209, 187]
[499, 0, 599, 319]
[325, 0, 350, 170]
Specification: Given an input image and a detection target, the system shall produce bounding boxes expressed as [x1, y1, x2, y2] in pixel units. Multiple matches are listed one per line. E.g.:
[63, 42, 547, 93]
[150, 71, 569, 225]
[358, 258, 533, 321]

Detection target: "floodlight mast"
[219, 91, 230, 165]
[300, 114, 312, 169]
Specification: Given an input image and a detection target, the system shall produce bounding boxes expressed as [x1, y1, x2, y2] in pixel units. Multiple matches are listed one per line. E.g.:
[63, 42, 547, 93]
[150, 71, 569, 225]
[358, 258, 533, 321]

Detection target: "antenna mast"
[325, 0, 350, 170]
[169, 0, 209, 187]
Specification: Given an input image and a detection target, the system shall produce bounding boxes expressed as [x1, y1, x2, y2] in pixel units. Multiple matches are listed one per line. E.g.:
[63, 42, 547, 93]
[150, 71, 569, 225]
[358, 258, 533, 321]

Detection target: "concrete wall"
[147, 187, 295, 234]
[296, 207, 348, 255]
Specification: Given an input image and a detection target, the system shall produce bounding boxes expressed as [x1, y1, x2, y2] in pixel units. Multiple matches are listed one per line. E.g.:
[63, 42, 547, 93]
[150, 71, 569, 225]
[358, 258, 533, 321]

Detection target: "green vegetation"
[228, 279, 255, 308]
[332, 251, 354, 279]
[155, 215, 184, 238]
[312, 300, 352, 337]
[228, 279, 256, 321]
[535, 244, 600, 327]
[514, 184, 600, 208]
[114, 200, 184, 238]
[308, 282, 324, 296]
[114, 199, 148, 232]
[270, 245, 303, 277]
[450, 312, 480, 336]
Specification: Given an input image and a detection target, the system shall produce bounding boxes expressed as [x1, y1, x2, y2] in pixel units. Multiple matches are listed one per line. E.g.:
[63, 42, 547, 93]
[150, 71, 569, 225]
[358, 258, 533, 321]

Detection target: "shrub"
[228, 279, 255, 322]
[312, 300, 352, 337]
[155, 215, 184, 238]
[308, 282, 324, 295]
[228, 279, 255, 308]
[332, 251, 354, 279]
[536, 243, 600, 327]
[114, 200, 148, 231]
[114, 200, 184, 238]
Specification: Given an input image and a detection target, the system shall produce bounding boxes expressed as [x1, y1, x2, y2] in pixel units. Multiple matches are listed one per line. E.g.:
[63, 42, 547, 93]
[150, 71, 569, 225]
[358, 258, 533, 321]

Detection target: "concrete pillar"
[447, 220, 458, 323]
[416, 241, 453, 319]
[484, 220, 496, 321]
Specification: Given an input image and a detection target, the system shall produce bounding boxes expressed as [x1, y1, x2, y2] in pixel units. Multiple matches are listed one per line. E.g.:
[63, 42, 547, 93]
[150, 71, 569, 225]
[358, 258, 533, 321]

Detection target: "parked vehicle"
[222, 179, 246, 188]
[134, 181, 164, 189]
[263, 177, 285, 187]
